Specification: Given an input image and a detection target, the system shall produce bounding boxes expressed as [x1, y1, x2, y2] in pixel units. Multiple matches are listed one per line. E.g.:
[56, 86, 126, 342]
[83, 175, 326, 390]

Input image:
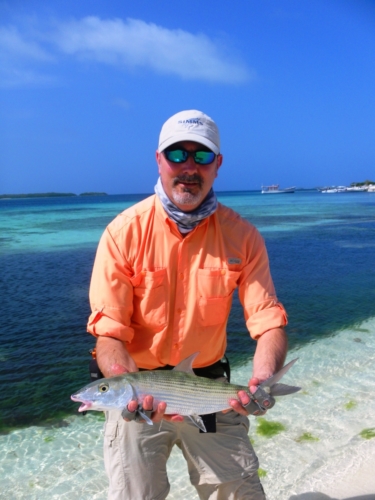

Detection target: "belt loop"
[221, 355, 231, 383]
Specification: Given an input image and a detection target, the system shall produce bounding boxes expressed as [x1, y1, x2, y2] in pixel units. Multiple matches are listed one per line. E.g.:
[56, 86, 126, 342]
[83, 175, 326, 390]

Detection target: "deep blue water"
[1, 191, 375, 431]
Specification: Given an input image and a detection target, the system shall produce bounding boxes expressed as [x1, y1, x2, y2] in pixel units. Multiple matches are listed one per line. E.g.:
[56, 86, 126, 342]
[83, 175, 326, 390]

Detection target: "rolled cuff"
[87, 309, 134, 343]
[246, 302, 288, 340]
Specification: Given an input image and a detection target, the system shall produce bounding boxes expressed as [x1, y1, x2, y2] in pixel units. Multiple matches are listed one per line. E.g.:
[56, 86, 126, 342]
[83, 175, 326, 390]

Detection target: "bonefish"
[71, 353, 300, 432]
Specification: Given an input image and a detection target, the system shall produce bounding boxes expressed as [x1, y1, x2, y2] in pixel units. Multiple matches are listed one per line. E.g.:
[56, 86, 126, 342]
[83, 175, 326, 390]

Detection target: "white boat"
[320, 187, 338, 193]
[320, 186, 346, 193]
[261, 184, 295, 194]
[346, 186, 368, 192]
[320, 184, 375, 193]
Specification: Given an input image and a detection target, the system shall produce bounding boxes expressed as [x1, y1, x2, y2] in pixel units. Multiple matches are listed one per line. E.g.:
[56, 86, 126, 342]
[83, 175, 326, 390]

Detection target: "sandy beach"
[2, 318, 375, 500]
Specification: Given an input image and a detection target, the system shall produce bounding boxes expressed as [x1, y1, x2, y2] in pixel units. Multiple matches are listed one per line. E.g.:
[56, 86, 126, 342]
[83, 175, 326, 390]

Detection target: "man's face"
[156, 141, 223, 212]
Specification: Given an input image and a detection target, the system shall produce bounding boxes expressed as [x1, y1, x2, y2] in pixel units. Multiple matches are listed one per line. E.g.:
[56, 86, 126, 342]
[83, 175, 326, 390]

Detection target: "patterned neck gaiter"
[154, 177, 218, 233]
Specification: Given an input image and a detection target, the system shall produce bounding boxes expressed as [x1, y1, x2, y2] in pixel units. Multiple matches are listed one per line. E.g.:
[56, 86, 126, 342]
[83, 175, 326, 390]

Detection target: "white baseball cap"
[158, 110, 220, 154]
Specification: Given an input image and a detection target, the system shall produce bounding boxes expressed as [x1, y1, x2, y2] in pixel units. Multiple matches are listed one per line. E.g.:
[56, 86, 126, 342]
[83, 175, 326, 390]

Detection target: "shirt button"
[174, 343, 178, 349]
[179, 273, 184, 280]
[221, 269, 226, 275]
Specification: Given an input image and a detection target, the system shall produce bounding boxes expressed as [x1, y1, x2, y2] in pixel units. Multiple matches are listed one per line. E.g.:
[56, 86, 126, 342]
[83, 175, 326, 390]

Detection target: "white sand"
[1, 318, 375, 500]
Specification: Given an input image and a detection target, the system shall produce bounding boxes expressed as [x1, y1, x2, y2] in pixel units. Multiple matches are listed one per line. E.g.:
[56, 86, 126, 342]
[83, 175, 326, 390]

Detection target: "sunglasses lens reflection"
[165, 150, 188, 163]
[165, 150, 215, 165]
[195, 151, 215, 164]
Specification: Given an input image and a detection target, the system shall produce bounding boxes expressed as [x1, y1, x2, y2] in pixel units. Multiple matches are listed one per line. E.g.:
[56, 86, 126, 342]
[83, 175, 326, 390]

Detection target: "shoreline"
[0, 192, 108, 199]
[1, 318, 375, 499]
[0, 317, 373, 434]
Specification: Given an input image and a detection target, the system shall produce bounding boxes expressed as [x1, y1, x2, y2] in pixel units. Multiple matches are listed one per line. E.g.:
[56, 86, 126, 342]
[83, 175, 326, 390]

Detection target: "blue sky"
[1, 0, 375, 194]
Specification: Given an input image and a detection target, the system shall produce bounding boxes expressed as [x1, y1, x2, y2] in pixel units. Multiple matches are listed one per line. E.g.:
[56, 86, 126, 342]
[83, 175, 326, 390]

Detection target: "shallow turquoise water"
[1, 320, 375, 499]
[1, 191, 375, 499]
[1, 191, 375, 430]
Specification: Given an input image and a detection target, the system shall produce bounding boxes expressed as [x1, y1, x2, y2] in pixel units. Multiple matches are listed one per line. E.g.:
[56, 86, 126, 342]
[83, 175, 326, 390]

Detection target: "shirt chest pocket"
[196, 269, 241, 326]
[130, 269, 167, 330]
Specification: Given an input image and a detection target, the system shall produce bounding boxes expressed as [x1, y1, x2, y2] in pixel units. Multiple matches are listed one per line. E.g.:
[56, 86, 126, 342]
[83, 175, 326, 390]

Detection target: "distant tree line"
[80, 192, 108, 196]
[350, 180, 375, 187]
[0, 192, 108, 199]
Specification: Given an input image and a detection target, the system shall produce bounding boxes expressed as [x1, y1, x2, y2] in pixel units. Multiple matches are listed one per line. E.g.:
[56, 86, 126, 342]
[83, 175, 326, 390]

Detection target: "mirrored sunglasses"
[164, 149, 216, 165]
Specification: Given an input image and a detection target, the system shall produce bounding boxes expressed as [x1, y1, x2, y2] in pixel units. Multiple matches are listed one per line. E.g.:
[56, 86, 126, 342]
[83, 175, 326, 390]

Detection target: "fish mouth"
[71, 395, 92, 412]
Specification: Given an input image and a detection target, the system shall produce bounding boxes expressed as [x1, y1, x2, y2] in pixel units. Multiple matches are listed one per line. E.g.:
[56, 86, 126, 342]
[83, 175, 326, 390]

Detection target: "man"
[87, 110, 288, 499]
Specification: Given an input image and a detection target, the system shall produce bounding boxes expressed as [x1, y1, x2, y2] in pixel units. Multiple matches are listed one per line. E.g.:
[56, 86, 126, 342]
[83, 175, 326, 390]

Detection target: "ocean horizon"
[1, 190, 374, 499]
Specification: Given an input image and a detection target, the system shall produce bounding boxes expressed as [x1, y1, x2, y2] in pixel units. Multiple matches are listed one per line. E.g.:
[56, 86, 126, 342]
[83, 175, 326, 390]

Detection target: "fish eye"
[98, 383, 109, 393]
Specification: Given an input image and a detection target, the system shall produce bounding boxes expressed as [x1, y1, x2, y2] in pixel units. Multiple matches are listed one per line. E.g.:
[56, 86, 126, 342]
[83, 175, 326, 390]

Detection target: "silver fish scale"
[124, 370, 247, 415]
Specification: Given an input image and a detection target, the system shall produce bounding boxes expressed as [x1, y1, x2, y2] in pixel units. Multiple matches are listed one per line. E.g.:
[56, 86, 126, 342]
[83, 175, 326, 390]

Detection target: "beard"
[172, 190, 204, 207]
[171, 174, 204, 208]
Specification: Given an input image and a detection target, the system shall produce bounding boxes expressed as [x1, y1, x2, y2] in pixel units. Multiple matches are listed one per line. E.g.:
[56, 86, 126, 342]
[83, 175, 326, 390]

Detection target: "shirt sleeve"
[238, 229, 287, 339]
[87, 226, 135, 343]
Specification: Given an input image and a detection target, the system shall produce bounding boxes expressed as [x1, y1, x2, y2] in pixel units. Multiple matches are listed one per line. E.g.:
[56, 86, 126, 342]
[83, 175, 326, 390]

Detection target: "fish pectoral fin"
[137, 409, 154, 425]
[129, 383, 136, 399]
[173, 352, 200, 374]
[188, 414, 207, 433]
[270, 383, 301, 396]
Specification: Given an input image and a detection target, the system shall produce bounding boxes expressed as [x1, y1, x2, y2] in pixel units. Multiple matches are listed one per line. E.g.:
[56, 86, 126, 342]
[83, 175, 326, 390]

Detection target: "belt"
[140, 355, 231, 382]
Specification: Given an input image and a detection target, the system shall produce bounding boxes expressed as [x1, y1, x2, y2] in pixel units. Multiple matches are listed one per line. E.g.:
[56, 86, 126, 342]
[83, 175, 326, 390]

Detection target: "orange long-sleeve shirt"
[87, 195, 287, 369]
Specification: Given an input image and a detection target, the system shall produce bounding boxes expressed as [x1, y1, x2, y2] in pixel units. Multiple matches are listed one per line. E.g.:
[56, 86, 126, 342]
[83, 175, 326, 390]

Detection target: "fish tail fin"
[271, 383, 301, 396]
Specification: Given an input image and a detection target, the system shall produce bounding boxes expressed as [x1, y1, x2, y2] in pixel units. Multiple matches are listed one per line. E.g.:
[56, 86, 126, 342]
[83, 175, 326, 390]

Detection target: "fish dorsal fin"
[173, 352, 199, 374]
[188, 414, 207, 432]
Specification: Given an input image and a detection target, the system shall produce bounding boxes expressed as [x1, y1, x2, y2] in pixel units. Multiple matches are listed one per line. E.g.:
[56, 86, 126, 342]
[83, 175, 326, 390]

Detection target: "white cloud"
[0, 25, 53, 61]
[0, 25, 55, 87]
[53, 17, 251, 84]
[0, 16, 252, 86]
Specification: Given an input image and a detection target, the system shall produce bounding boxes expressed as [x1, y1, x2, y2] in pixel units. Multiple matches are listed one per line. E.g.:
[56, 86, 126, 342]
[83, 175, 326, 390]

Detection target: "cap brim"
[158, 133, 220, 154]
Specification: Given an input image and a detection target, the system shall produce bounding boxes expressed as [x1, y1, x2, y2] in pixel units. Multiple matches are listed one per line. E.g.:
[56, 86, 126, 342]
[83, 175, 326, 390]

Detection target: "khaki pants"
[103, 410, 266, 500]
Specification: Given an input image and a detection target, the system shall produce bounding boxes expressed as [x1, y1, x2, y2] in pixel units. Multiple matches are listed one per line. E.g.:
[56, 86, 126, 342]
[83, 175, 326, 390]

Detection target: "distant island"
[0, 192, 108, 199]
[79, 192, 108, 196]
[350, 180, 375, 186]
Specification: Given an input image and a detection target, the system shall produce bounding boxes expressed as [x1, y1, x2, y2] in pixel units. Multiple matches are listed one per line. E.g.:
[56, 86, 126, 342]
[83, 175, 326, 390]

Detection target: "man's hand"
[122, 395, 184, 424]
[230, 327, 288, 416]
[229, 377, 267, 416]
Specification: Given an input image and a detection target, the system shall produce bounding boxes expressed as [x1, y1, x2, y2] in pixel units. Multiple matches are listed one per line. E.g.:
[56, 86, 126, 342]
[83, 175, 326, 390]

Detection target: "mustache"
[173, 174, 203, 187]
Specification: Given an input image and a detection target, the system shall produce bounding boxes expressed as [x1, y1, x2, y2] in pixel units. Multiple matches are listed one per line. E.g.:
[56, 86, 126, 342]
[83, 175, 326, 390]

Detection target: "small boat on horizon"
[261, 184, 295, 194]
[319, 187, 342, 193]
[345, 186, 369, 192]
[319, 185, 369, 193]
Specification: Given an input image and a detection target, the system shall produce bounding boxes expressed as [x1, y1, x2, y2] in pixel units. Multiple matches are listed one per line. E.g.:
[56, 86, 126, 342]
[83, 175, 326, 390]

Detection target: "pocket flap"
[130, 269, 166, 289]
[104, 420, 119, 440]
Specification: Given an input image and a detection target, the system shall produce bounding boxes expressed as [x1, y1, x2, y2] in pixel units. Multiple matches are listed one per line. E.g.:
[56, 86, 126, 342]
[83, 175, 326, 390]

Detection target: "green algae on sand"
[344, 400, 357, 410]
[359, 428, 375, 440]
[256, 417, 286, 437]
[295, 432, 319, 443]
[258, 468, 267, 478]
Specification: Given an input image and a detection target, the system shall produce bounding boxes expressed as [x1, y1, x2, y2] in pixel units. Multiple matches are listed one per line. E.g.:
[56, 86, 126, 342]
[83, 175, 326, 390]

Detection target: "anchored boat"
[261, 184, 295, 194]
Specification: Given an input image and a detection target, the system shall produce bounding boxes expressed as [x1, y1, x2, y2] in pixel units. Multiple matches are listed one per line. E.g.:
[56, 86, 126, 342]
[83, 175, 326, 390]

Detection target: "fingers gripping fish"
[71, 353, 300, 432]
